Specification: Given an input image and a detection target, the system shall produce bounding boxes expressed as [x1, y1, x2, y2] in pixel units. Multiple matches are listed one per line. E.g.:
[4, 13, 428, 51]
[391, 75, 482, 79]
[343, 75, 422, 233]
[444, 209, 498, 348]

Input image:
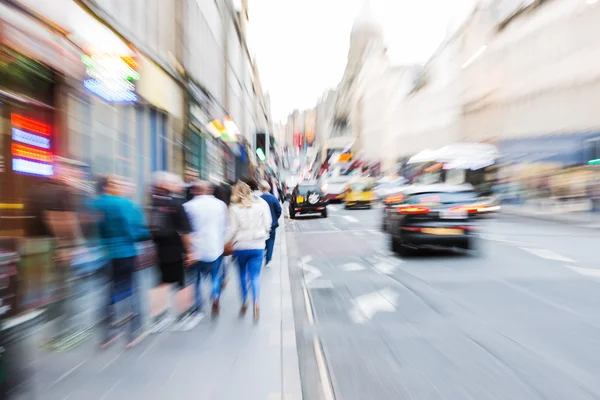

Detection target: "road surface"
[286, 203, 600, 400]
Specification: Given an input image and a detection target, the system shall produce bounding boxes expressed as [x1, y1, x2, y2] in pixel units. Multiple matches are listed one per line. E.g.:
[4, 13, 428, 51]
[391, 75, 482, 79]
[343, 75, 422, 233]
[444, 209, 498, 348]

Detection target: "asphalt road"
[286, 204, 600, 400]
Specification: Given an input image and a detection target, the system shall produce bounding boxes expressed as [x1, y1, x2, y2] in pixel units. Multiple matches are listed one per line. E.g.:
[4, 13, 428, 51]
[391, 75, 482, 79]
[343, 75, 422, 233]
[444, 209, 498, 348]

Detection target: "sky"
[248, 0, 475, 122]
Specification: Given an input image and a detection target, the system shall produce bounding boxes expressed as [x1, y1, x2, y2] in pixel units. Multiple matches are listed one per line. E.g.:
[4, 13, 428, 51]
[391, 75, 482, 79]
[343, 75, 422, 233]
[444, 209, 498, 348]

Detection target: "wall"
[461, 0, 600, 142]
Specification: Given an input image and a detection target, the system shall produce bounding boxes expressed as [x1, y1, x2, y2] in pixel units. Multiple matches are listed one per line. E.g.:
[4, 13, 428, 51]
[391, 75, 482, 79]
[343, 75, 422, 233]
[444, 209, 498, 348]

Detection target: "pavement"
[501, 202, 600, 229]
[286, 202, 600, 400]
[9, 217, 302, 400]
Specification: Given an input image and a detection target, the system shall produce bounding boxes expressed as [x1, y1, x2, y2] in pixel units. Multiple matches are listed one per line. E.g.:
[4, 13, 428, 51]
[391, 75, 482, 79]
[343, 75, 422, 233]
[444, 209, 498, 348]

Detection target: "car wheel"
[289, 207, 296, 219]
[391, 235, 414, 257]
[321, 210, 328, 218]
[466, 237, 480, 256]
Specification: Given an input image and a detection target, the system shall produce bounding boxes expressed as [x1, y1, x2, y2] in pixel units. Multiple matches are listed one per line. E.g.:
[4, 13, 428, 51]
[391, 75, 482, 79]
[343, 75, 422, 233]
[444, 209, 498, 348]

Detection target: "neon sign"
[82, 52, 139, 102]
[12, 159, 53, 176]
[12, 144, 53, 163]
[12, 129, 51, 149]
[10, 114, 51, 136]
[10, 114, 53, 177]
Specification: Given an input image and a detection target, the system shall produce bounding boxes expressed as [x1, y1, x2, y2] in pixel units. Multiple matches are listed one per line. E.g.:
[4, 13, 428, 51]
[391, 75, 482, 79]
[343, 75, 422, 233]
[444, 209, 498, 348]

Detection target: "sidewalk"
[501, 203, 600, 228]
[11, 219, 302, 400]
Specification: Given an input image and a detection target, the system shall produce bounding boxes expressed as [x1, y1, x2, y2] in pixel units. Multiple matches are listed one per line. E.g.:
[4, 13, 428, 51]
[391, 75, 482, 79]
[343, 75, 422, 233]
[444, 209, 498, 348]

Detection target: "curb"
[500, 209, 600, 228]
[279, 216, 304, 400]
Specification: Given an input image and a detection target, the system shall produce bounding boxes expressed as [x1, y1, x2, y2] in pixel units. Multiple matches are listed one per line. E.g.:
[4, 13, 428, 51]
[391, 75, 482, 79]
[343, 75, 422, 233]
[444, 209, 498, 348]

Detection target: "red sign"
[11, 114, 51, 136]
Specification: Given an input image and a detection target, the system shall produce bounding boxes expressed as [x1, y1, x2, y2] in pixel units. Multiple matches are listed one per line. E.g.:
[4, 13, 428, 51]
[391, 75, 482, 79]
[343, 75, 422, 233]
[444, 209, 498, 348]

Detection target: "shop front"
[496, 132, 600, 203]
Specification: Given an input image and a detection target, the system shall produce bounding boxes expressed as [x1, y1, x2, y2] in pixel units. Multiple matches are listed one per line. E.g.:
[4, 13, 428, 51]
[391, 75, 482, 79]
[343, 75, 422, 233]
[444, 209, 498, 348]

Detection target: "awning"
[497, 132, 600, 165]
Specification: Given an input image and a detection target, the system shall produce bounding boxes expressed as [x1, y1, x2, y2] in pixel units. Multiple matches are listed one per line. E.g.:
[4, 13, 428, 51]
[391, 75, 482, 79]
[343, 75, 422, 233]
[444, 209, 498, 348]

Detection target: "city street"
[286, 205, 600, 400]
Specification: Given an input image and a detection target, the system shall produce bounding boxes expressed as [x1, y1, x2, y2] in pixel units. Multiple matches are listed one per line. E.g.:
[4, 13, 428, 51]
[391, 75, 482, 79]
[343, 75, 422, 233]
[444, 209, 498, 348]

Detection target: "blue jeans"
[265, 229, 277, 264]
[101, 257, 142, 341]
[234, 249, 264, 305]
[193, 258, 222, 310]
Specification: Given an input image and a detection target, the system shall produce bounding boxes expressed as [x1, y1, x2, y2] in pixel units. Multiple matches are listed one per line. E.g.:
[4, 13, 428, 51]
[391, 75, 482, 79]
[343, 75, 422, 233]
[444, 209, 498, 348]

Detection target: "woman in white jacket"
[227, 180, 272, 320]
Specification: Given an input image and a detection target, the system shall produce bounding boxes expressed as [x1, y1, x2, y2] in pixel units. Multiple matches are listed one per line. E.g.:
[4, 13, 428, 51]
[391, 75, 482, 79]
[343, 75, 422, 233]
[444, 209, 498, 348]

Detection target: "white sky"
[248, 0, 475, 122]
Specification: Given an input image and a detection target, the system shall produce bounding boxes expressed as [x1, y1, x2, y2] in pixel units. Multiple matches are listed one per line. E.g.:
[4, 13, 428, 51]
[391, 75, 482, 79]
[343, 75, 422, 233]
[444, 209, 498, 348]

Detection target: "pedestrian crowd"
[32, 159, 284, 349]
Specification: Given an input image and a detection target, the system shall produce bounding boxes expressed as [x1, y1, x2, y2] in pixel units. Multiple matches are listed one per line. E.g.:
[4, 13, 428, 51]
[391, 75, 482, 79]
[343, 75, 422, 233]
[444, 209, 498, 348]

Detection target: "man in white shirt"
[183, 181, 228, 317]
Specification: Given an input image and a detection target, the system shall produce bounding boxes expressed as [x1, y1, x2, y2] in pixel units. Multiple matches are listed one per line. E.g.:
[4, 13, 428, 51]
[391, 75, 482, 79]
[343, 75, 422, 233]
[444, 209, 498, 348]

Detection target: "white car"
[321, 176, 352, 202]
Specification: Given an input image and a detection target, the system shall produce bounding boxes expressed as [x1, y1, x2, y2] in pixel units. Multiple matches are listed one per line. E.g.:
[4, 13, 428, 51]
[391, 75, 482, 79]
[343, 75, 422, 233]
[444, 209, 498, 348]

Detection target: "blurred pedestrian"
[148, 172, 192, 315]
[184, 168, 199, 202]
[27, 157, 95, 341]
[213, 181, 233, 290]
[184, 181, 228, 317]
[94, 175, 150, 349]
[259, 180, 282, 267]
[227, 181, 272, 321]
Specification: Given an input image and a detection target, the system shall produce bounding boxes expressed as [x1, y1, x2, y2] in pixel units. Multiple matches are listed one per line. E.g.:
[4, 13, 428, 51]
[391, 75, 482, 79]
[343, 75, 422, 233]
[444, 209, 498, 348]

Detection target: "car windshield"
[409, 191, 478, 204]
[298, 185, 320, 195]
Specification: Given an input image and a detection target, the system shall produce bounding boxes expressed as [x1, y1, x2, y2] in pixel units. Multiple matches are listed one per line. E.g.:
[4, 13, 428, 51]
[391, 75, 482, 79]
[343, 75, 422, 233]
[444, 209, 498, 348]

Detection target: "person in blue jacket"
[259, 180, 282, 267]
[93, 175, 150, 349]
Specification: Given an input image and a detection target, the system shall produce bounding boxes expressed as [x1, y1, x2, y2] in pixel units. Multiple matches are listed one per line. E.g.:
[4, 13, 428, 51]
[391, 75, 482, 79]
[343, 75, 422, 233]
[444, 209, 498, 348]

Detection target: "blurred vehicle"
[374, 177, 407, 200]
[321, 175, 352, 202]
[385, 183, 499, 257]
[343, 178, 377, 209]
[289, 182, 328, 219]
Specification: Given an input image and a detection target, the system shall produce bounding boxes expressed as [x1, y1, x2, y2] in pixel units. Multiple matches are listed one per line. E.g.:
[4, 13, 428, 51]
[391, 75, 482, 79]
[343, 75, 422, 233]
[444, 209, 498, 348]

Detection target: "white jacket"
[227, 194, 272, 250]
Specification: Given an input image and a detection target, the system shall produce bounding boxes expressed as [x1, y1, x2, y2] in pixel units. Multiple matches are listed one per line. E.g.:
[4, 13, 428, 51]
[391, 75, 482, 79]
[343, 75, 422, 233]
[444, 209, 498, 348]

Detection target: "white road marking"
[374, 262, 395, 275]
[373, 254, 404, 266]
[350, 288, 398, 324]
[520, 248, 575, 263]
[302, 284, 314, 325]
[300, 256, 322, 284]
[327, 205, 339, 212]
[343, 216, 359, 223]
[313, 336, 336, 400]
[340, 262, 365, 272]
[566, 265, 600, 278]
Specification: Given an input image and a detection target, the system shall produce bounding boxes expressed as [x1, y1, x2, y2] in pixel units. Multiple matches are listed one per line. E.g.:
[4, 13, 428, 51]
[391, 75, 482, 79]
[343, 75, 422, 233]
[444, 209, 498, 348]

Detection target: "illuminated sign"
[10, 114, 50, 136]
[10, 113, 53, 177]
[338, 153, 352, 163]
[12, 159, 53, 176]
[12, 129, 51, 149]
[12, 144, 53, 163]
[82, 52, 139, 102]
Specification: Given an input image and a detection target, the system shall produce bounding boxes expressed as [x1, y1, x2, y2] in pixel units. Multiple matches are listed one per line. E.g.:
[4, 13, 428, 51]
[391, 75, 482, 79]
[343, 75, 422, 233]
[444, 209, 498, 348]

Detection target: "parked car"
[289, 182, 329, 218]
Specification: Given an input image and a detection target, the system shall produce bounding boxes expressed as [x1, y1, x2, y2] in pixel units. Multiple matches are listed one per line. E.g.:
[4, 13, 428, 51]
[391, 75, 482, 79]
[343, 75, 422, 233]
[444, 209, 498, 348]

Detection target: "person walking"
[184, 181, 228, 317]
[184, 168, 199, 202]
[148, 172, 192, 317]
[93, 175, 150, 348]
[259, 180, 282, 267]
[226, 181, 271, 321]
[213, 181, 233, 291]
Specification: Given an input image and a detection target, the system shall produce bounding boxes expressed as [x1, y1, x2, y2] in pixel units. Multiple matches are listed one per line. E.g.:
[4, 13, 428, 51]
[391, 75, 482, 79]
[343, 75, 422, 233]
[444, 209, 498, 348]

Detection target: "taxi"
[343, 178, 377, 209]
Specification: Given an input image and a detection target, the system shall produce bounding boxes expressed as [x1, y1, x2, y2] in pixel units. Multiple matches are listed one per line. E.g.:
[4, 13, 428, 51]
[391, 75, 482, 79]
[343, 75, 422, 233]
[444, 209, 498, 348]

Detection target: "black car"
[289, 182, 328, 218]
[384, 184, 491, 256]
